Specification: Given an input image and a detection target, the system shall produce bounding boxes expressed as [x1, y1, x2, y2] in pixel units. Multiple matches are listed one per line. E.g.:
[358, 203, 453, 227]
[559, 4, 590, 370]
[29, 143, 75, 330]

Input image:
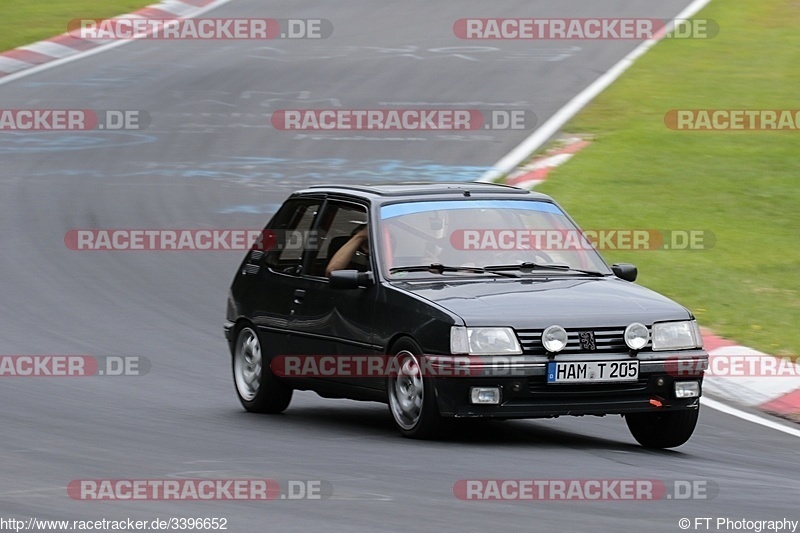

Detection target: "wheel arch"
[385, 333, 421, 354]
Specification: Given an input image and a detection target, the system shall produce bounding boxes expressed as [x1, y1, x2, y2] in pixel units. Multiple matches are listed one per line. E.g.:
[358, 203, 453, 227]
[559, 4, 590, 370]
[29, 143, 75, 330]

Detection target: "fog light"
[674, 381, 700, 398]
[542, 325, 568, 353]
[470, 387, 501, 405]
[624, 322, 649, 350]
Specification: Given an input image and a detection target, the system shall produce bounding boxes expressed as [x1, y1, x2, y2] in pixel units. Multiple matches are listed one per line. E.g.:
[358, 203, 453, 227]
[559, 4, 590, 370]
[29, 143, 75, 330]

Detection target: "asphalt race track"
[1, 1, 798, 531]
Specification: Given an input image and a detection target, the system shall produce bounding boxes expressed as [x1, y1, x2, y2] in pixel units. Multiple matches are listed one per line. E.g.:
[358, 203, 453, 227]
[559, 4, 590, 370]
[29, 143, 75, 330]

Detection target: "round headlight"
[542, 325, 568, 353]
[624, 323, 649, 350]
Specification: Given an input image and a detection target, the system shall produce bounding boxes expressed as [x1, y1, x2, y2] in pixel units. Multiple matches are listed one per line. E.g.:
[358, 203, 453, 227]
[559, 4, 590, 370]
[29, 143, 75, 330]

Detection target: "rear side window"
[264, 198, 322, 274]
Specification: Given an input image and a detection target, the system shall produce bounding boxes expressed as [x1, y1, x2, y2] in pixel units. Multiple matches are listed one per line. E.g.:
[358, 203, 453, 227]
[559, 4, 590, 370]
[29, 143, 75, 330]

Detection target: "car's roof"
[294, 182, 554, 201]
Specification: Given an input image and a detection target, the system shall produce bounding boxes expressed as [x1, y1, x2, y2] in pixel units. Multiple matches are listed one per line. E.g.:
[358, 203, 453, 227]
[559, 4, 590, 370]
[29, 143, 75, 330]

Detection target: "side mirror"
[612, 263, 638, 282]
[328, 270, 374, 289]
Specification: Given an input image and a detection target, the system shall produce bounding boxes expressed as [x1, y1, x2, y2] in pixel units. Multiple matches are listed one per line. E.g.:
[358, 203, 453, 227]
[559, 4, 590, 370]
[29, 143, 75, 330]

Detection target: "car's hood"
[390, 277, 691, 328]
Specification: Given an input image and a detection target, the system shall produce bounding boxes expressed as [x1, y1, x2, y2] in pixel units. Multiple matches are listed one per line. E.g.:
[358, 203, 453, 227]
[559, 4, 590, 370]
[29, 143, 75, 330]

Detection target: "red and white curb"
[701, 331, 800, 422]
[0, 0, 228, 81]
[501, 137, 800, 424]
[505, 136, 591, 189]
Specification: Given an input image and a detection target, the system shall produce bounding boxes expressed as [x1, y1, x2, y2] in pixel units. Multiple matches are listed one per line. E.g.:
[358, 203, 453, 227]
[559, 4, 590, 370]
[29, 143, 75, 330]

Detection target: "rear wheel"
[387, 338, 443, 439]
[625, 408, 699, 448]
[233, 325, 292, 413]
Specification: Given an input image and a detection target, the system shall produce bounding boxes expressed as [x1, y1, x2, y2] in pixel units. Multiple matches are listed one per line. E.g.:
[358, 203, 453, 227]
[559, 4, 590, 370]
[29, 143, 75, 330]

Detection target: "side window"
[264, 198, 321, 274]
[307, 203, 369, 277]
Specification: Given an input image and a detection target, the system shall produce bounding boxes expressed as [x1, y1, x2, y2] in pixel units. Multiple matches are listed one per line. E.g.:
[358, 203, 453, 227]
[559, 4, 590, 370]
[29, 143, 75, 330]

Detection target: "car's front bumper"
[428, 352, 707, 418]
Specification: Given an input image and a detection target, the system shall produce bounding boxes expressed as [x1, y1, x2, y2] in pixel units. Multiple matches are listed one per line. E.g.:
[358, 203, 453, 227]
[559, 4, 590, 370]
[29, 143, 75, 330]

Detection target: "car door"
[290, 199, 382, 394]
[235, 196, 324, 363]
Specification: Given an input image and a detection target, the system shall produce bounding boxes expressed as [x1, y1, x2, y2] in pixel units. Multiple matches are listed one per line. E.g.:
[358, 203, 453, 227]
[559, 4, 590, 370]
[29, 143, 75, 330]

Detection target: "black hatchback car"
[225, 183, 708, 447]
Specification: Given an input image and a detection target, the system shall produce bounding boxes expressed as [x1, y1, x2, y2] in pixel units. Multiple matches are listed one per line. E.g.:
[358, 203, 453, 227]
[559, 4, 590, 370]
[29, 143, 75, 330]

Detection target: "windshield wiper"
[483, 262, 607, 277]
[389, 264, 519, 278]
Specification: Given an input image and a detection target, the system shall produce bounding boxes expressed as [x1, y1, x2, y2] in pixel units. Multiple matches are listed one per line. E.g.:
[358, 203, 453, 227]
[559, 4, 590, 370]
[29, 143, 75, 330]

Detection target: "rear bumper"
[430, 352, 707, 418]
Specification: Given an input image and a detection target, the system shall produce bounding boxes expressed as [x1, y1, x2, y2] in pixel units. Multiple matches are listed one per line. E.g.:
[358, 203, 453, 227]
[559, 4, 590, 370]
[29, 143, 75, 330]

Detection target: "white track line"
[702, 397, 800, 439]
[479, 0, 715, 182]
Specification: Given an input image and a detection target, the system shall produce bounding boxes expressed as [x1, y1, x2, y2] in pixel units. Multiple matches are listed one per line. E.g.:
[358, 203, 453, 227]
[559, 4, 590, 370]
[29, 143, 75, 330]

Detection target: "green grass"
[0, 0, 153, 52]
[536, 0, 800, 356]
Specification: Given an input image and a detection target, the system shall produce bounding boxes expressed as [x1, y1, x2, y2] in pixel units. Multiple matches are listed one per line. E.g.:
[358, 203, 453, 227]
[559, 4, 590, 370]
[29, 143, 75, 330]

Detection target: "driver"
[325, 224, 370, 275]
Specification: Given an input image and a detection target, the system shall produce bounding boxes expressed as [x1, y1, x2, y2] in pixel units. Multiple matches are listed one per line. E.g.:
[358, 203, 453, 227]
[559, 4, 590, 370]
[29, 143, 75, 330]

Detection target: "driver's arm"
[325, 229, 368, 276]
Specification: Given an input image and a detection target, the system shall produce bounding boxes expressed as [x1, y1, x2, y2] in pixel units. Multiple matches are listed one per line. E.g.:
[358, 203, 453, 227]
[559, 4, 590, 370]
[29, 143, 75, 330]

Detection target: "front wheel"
[387, 339, 443, 439]
[233, 325, 292, 414]
[625, 408, 699, 448]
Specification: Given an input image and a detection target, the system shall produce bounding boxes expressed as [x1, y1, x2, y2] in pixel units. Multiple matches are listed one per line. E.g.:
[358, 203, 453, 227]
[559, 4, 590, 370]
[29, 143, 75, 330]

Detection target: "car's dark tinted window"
[264, 198, 321, 273]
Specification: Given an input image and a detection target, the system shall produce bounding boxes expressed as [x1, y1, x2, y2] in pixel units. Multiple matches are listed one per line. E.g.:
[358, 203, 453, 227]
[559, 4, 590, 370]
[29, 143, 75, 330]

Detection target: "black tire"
[232, 324, 292, 414]
[625, 408, 700, 449]
[386, 338, 443, 439]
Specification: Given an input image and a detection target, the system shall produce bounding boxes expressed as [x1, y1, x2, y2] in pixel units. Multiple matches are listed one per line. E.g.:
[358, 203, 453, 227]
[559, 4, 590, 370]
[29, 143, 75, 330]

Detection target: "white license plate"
[546, 361, 639, 383]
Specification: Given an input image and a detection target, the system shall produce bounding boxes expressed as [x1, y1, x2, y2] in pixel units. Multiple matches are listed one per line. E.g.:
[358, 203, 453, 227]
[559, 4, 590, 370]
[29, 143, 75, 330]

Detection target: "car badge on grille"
[579, 331, 597, 351]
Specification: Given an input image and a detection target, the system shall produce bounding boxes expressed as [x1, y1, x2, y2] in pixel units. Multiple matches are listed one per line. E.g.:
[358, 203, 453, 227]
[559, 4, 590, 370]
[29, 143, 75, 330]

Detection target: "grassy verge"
[536, 0, 800, 356]
[0, 0, 153, 52]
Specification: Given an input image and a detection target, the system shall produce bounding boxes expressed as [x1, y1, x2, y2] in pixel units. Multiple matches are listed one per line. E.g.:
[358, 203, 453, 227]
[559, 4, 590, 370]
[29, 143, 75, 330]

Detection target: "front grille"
[516, 326, 652, 356]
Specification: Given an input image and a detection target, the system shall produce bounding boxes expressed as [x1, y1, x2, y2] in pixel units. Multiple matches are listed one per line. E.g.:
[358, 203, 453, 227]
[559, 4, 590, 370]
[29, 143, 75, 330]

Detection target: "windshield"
[378, 199, 612, 278]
